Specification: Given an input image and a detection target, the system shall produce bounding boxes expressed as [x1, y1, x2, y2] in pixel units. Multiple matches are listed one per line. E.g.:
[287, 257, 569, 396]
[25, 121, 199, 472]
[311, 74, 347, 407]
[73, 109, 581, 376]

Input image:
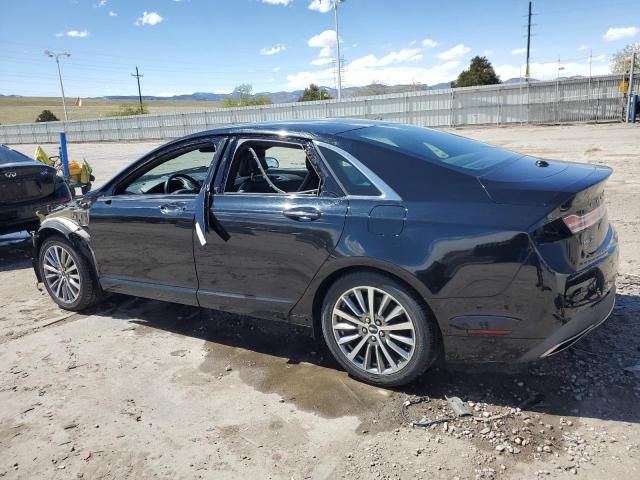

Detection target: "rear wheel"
[39, 236, 102, 311]
[321, 272, 439, 387]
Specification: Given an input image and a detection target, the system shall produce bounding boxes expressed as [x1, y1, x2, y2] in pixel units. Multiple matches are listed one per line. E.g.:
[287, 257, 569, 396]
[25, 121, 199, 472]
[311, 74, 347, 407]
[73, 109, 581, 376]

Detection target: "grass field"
[0, 96, 224, 125]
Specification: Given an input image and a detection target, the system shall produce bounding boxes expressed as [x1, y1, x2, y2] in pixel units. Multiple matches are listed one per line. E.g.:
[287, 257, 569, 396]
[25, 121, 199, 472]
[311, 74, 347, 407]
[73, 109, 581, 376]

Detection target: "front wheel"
[321, 272, 439, 387]
[38, 235, 102, 311]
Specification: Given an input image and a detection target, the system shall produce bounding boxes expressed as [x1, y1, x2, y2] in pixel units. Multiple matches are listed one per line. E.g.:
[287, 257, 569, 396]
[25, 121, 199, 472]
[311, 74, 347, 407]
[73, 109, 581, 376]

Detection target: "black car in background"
[32, 120, 618, 386]
[0, 145, 71, 235]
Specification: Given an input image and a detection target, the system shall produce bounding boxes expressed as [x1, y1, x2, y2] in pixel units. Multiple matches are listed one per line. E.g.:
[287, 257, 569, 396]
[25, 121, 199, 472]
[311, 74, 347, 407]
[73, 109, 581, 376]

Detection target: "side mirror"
[265, 156, 279, 169]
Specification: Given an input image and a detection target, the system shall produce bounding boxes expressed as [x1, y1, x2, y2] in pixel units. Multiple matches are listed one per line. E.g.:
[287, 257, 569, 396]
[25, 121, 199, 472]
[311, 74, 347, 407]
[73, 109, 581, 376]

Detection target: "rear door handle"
[283, 207, 321, 222]
[160, 204, 185, 215]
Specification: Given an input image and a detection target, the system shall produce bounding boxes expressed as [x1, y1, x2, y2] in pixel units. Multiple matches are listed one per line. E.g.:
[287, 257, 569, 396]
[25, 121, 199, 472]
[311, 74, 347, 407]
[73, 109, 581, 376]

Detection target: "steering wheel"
[164, 173, 200, 194]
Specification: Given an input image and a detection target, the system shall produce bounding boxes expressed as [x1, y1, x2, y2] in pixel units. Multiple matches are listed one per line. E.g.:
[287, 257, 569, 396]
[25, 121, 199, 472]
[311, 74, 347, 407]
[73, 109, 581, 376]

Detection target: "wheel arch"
[307, 261, 442, 342]
[34, 219, 99, 283]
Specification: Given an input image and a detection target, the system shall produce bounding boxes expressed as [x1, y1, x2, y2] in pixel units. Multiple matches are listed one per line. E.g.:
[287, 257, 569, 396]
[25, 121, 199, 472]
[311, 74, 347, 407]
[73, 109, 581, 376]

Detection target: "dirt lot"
[0, 97, 224, 125]
[2, 123, 639, 479]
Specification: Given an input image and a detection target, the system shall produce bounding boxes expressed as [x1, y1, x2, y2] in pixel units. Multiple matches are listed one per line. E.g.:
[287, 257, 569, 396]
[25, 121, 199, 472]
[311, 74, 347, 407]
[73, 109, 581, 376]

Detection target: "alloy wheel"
[331, 286, 416, 375]
[43, 244, 81, 304]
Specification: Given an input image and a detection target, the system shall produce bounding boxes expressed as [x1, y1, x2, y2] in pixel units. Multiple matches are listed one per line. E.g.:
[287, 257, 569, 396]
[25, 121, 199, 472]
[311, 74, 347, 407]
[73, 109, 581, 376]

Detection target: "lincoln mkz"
[32, 120, 618, 386]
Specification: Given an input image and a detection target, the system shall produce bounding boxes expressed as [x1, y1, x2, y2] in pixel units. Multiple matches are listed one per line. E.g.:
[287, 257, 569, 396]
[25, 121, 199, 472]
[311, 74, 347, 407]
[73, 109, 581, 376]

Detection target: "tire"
[321, 272, 439, 387]
[38, 235, 102, 311]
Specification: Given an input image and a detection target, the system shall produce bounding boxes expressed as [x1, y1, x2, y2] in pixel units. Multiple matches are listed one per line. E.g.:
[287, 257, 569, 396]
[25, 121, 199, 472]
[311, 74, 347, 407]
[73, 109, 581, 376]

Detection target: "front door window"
[120, 145, 217, 196]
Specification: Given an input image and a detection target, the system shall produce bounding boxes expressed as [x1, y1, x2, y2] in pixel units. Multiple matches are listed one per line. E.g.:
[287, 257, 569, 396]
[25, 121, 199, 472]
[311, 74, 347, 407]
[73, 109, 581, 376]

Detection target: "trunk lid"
[0, 163, 57, 205]
[478, 156, 605, 207]
[479, 156, 614, 273]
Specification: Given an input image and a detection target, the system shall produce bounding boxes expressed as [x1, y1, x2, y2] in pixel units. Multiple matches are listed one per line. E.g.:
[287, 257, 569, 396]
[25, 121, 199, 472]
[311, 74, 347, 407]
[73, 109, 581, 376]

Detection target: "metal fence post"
[449, 90, 454, 127]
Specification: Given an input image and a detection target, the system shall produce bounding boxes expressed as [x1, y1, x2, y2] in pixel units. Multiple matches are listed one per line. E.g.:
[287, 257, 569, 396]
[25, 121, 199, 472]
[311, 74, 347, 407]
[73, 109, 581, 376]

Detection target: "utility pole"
[588, 48, 593, 118]
[131, 66, 144, 113]
[525, 0, 532, 81]
[626, 51, 636, 122]
[44, 50, 71, 121]
[332, 0, 344, 100]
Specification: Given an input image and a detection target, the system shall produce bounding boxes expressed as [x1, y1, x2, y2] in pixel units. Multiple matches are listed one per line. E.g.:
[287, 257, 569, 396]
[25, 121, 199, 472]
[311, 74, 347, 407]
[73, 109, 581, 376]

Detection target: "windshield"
[0, 146, 33, 165]
[340, 124, 519, 172]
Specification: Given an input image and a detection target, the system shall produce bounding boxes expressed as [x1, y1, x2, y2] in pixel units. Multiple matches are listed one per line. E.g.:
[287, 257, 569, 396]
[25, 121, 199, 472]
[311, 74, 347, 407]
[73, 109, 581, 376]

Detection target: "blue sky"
[1, 0, 639, 97]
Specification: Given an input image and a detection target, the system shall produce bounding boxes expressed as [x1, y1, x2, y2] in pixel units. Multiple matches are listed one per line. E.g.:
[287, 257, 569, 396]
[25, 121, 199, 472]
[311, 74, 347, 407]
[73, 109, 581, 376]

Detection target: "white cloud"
[483, 49, 494, 56]
[318, 46, 332, 58]
[97, 0, 107, 7]
[422, 38, 438, 48]
[273, 66, 281, 72]
[56, 30, 89, 38]
[260, 44, 286, 56]
[108, 11, 117, 17]
[260, 0, 292, 5]
[349, 48, 423, 69]
[308, 29, 339, 65]
[308, 0, 332, 13]
[579, 45, 589, 51]
[437, 44, 470, 61]
[311, 57, 333, 66]
[308, 29, 338, 48]
[603, 26, 639, 41]
[135, 11, 164, 26]
[511, 47, 527, 55]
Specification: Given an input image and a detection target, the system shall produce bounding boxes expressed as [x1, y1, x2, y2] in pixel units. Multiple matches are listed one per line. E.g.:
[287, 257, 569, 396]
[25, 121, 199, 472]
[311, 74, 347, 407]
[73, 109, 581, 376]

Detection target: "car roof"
[184, 119, 384, 141]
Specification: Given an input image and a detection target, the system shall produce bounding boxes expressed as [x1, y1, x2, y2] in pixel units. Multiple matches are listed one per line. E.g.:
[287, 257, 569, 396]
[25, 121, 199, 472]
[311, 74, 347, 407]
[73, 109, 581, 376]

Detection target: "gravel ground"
[1, 123, 639, 479]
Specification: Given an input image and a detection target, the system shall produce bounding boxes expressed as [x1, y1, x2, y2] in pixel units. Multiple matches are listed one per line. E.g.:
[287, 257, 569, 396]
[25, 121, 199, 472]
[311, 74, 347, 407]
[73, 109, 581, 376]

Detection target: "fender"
[33, 217, 100, 283]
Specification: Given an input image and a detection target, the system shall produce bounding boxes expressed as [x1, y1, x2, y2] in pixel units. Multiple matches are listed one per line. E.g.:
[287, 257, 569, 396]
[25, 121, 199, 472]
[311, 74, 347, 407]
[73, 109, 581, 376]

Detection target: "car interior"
[225, 142, 321, 195]
[120, 144, 217, 196]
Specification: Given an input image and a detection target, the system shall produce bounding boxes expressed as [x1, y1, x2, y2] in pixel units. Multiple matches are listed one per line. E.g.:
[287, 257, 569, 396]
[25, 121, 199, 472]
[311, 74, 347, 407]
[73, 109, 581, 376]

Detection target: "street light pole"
[333, 0, 344, 100]
[44, 50, 71, 121]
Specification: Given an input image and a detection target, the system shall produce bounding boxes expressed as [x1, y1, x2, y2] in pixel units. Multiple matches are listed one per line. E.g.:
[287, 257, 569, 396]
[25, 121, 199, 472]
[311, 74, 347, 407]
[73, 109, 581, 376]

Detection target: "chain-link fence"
[0, 74, 634, 145]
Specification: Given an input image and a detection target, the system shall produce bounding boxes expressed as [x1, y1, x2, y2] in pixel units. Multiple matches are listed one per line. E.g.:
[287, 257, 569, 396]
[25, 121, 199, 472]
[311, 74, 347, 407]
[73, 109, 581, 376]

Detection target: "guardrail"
[0, 74, 634, 145]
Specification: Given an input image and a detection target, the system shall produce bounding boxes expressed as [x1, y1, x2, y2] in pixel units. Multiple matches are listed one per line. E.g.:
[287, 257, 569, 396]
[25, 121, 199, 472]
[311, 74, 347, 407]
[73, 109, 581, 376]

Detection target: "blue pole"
[631, 95, 638, 123]
[59, 131, 70, 177]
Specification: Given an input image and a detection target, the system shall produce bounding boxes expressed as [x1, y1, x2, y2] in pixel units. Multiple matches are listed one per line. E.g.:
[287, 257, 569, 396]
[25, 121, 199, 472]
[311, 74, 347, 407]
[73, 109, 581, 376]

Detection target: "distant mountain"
[428, 82, 452, 90]
[503, 77, 540, 84]
[90, 78, 550, 105]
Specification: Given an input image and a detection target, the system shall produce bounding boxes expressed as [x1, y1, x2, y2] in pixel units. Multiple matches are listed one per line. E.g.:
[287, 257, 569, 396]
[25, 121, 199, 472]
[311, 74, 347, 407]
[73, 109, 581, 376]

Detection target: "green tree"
[453, 56, 501, 88]
[298, 84, 332, 101]
[105, 104, 148, 117]
[610, 43, 640, 73]
[223, 84, 272, 107]
[35, 109, 59, 122]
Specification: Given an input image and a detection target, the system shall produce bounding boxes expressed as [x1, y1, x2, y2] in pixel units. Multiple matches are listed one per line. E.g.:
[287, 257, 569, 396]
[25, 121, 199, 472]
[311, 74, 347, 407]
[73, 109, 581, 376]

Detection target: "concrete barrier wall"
[0, 74, 634, 145]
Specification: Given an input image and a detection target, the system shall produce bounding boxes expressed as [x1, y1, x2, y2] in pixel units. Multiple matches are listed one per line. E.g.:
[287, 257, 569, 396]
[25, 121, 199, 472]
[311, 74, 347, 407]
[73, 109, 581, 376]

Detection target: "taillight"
[562, 204, 606, 234]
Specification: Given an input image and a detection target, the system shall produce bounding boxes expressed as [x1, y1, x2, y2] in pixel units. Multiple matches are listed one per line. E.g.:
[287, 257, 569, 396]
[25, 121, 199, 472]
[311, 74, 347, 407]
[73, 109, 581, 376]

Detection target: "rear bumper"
[516, 285, 615, 361]
[441, 229, 618, 363]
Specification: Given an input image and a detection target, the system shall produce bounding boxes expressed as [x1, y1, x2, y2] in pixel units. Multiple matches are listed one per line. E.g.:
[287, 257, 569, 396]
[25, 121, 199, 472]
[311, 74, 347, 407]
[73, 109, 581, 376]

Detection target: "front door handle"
[160, 204, 184, 215]
[283, 207, 321, 222]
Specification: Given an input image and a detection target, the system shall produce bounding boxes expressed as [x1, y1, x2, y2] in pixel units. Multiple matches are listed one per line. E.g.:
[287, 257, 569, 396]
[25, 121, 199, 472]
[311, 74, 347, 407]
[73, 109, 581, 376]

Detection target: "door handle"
[283, 207, 321, 221]
[160, 204, 184, 215]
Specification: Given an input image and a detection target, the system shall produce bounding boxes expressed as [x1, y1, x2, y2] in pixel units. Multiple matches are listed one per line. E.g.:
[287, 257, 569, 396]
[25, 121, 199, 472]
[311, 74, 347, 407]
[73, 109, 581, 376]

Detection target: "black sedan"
[1, 145, 71, 235]
[32, 120, 618, 386]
